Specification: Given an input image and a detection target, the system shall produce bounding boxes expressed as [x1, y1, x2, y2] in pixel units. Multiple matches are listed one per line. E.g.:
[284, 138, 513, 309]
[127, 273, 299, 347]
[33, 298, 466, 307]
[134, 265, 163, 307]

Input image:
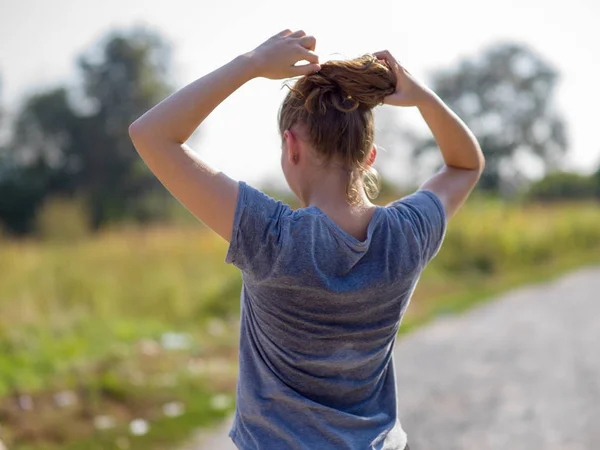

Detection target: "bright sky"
[1, 0, 599, 188]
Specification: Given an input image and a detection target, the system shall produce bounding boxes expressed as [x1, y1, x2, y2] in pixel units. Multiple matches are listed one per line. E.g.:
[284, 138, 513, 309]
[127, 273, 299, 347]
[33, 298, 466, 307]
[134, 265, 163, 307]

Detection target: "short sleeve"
[386, 189, 447, 268]
[225, 181, 290, 279]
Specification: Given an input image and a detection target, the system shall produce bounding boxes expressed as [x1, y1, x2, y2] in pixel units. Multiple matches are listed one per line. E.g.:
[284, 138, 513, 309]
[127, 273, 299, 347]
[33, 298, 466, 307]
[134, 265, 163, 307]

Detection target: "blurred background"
[1, 0, 599, 448]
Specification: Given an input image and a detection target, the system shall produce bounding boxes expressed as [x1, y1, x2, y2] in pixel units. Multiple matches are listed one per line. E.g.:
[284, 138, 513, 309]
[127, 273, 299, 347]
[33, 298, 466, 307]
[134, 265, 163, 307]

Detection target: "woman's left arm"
[128, 29, 319, 242]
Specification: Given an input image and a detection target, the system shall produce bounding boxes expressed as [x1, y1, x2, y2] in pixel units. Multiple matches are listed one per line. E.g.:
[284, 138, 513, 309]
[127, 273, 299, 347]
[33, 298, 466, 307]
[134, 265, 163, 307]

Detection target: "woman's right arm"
[374, 50, 485, 220]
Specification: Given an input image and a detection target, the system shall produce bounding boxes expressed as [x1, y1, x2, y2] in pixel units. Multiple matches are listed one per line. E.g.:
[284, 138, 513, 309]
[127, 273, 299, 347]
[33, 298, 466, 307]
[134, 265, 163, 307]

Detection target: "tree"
[0, 73, 6, 179]
[0, 72, 9, 178]
[75, 25, 175, 225]
[412, 42, 568, 196]
[1, 25, 176, 233]
[0, 73, 4, 136]
[527, 171, 597, 202]
[594, 158, 600, 198]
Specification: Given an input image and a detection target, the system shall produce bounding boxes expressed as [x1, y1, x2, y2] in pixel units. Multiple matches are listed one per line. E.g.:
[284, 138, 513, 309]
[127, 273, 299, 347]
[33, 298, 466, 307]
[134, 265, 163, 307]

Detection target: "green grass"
[1, 198, 600, 449]
[401, 250, 600, 335]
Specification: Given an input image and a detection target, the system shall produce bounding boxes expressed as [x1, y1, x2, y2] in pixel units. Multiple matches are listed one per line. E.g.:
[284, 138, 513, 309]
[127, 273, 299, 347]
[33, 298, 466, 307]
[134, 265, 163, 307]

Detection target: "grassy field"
[1, 197, 600, 449]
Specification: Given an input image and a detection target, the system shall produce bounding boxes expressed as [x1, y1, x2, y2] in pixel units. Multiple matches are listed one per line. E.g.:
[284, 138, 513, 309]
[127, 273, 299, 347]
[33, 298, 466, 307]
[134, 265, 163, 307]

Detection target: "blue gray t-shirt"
[225, 181, 447, 449]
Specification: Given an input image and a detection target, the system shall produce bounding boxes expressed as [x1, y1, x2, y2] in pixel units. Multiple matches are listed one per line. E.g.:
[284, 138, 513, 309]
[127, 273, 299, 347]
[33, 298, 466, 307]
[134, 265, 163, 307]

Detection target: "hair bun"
[299, 54, 396, 113]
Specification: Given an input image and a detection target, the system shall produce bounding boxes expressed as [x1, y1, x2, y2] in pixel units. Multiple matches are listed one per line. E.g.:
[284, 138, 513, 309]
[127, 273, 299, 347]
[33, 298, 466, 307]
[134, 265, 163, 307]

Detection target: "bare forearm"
[417, 91, 484, 171]
[129, 53, 258, 143]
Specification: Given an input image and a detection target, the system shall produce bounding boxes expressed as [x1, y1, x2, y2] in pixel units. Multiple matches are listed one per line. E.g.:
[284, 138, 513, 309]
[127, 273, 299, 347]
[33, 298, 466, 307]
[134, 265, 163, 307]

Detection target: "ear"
[284, 129, 300, 165]
[366, 145, 377, 167]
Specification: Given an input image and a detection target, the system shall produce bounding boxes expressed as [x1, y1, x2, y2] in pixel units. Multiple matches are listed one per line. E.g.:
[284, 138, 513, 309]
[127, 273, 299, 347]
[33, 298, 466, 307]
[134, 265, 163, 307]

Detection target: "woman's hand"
[246, 29, 321, 79]
[373, 50, 434, 107]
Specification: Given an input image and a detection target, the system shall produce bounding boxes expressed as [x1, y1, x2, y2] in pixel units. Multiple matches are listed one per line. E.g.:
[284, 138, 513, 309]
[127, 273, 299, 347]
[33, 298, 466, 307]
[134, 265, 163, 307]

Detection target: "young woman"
[129, 29, 484, 450]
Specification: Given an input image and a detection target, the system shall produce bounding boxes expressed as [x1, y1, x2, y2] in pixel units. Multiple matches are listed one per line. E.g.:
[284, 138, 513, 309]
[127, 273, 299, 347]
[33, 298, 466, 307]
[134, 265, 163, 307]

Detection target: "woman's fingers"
[298, 35, 316, 51]
[373, 50, 400, 68]
[373, 50, 393, 60]
[374, 50, 399, 66]
[293, 35, 318, 64]
[299, 48, 319, 64]
[268, 29, 321, 77]
[373, 49, 406, 85]
[290, 62, 321, 76]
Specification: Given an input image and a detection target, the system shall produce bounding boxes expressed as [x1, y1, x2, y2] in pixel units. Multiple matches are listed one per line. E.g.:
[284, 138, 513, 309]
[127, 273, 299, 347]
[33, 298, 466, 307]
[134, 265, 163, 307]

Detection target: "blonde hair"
[278, 54, 396, 205]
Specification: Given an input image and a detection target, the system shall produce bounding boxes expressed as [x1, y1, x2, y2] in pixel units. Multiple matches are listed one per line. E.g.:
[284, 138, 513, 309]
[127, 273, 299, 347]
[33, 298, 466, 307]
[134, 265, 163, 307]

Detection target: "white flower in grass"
[210, 394, 232, 411]
[162, 401, 185, 417]
[129, 418, 149, 436]
[160, 332, 191, 350]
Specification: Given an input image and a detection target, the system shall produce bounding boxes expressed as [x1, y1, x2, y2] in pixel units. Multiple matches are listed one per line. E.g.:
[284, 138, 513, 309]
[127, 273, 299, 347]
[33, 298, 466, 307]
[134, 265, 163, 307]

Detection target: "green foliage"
[75, 26, 175, 227]
[34, 196, 92, 241]
[0, 226, 239, 448]
[526, 171, 598, 201]
[0, 163, 49, 234]
[1, 201, 600, 450]
[0, 25, 176, 234]
[412, 42, 567, 195]
[432, 199, 600, 275]
[594, 165, 600, 197]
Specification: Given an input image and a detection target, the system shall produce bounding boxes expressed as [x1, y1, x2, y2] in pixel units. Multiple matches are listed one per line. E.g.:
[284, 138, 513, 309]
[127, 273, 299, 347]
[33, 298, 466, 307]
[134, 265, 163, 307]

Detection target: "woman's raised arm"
[374, 49, 485, 220]
[128, 29, 319, 241]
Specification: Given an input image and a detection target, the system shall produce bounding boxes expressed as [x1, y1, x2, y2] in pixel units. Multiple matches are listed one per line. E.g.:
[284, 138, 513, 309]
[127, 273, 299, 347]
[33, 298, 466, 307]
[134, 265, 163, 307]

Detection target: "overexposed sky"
[1, 0, 599, 188]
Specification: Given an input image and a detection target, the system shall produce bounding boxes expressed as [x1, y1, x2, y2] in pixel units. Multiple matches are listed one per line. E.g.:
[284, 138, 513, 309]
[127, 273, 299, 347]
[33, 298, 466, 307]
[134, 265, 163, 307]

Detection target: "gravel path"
[187, 266, 600, 449]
